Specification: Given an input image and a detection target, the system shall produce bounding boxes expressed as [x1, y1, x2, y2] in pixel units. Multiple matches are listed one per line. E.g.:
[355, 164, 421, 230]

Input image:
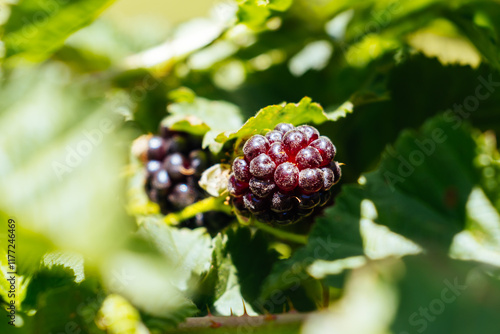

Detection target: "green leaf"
[391, 254, 500, 334]
[2, 0, 117, 64]
[0, 64, 132, 261]
[137, 216, 213, 293]
[166, 92, 244, 152]
[225, 228, 280, 313]
[215, 97, 328, 145]
[101, 250, 198, 324]
[237, 0, 293, 28]
[30, 278, 105, 334]
[237, 2, 271, 28]
[267, 0, 293, 12]
[194, 227, 284, 316]
[448, 6, 500, 71]
[263, 115, 500, 296]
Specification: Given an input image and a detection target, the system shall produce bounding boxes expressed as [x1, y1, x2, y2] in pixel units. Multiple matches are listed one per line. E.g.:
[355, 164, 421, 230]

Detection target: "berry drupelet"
[143, 125, 230, 234]
[229, 123, 341, 225]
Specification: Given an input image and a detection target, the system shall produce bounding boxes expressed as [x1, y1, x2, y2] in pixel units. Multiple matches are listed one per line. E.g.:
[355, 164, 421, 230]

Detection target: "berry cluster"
[143, 126, 230, 233]
[229, 123, 341, 225]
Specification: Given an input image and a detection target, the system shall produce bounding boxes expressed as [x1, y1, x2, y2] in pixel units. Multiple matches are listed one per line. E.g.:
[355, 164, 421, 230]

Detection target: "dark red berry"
[255, 211, 274, 223]
[146, 160, 162, 175]
[228, 174, 249, 197]
[296, 147, 323, 170]
[320, 190, 331, 206]
[331, 161, 342, 184]
[229, 124, 341, 226]
[232, 196, 249, 214]
[147, 136, 168, 161]
[321, 167, 335, 190]
[265, 130, 283, 144]
[159, 123, 173, 139]
[147, 188, 158, 202]
[297, 208, 314, 217]
[243, 135, 269, 161]
[271, 192, 297, 212]
[267, 142, 289, 165]
[152, 169, 172, 195]
[310, 136, 336, 165]
[164, 153, 188, 181]
[297, 192, 321, 209]
[250, 153, 276, 179]
[189, 150, 208, 177]
[296, 125, 319, 143]
[299, 168, 323, 193]
[273, 211, 296, 225]
[243, 193, 268, 213]
[274, 162, 299, 191]
[282, 129, 307, 157]
[168, 183, 198, 209]
[274, 123, 294, 134]
[143, 125, 232, 233]
[249, 178, 276, 198]
[232, 156, 251, 182]
[168, 135, 189, 154]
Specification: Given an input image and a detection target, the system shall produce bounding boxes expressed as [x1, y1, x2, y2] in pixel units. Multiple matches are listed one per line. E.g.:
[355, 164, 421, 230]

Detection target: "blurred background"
[105, 0, 213, 25]
[1, 0, 500, 333]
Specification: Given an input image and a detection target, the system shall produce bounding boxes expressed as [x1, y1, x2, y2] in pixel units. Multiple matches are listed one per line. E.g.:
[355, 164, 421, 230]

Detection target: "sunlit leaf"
[3, 0, 117, 64]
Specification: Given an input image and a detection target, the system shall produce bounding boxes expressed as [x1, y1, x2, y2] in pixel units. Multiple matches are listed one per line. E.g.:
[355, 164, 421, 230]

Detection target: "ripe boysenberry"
[265, 130, 283, 144]
[275, 162, 299, 192]
[147, 136, 168, 161]
[228, 174, 249, 197]
[249, 153, 276, 179]
[267, 142, 289, 165]
[141, 128, 231, 234]
[232, 156, 251, 182]
[282, 129, 307, 157]
[229, 124, 342, 225]
[243, 135, 269, 161]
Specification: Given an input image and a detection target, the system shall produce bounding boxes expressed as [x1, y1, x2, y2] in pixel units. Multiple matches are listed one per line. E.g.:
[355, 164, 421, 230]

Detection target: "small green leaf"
[168, 87, 197, 104]
[160, 114, 211, 136]
[237, 2, 271, 28]
[215, 97, 329, 145]
[236, 0, 293, 28]
[166, 94, 243, 149]
[267, 0, 293, 12]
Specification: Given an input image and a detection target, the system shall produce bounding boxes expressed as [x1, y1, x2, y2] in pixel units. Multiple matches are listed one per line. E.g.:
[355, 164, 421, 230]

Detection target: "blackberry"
[142, 127, 231, 234]
[230, 123, 341, 225]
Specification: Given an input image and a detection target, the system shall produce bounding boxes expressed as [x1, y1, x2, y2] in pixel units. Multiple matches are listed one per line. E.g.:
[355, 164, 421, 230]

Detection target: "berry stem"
[251, 218, 308, 245]
[164, 197, 232, 225]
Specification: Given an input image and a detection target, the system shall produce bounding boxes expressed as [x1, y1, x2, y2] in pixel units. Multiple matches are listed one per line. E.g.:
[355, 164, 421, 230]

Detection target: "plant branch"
[164, 196, 232, 225]
[166, 313, 310, 333]
[252, 219, 308, 245]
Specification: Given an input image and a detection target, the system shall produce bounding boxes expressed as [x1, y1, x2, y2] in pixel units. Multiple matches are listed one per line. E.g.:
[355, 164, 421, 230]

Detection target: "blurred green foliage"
[1, 0, 500, 333]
